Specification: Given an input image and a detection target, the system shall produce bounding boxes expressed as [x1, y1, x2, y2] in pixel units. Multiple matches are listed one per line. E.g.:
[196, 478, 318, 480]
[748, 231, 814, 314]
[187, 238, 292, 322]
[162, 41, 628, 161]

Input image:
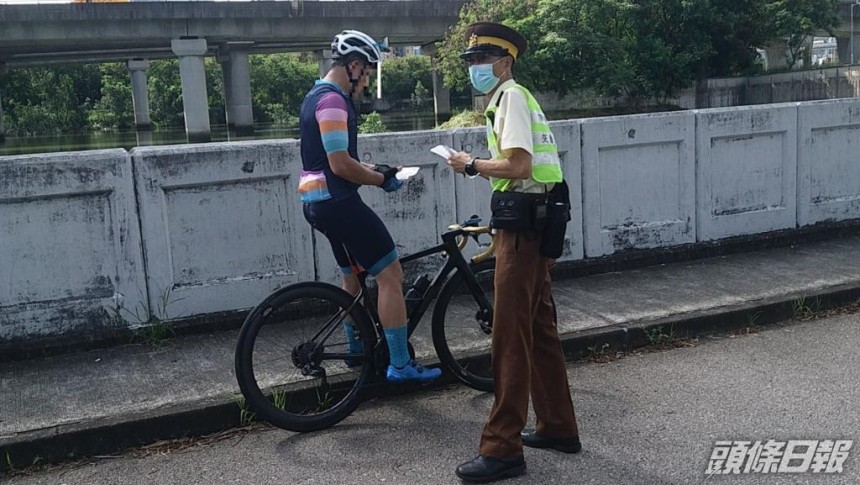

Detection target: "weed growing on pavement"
[111, 287, 183, 346]
[792, 296, 822, 319]
[737, 311, 763, 335]
[235, 395, 256, 426]
[586, 343, 613, 363]
[645, 325, 675, 345]
[4, 451, 13, 472]
[314, 390, 333, 413]
[271, 388, 287, 411]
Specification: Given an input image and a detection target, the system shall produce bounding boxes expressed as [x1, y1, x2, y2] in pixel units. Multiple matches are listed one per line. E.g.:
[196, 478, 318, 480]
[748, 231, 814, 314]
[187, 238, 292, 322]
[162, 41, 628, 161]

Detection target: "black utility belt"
[490, 186, 572, 258]
[489, 191, 549, 232]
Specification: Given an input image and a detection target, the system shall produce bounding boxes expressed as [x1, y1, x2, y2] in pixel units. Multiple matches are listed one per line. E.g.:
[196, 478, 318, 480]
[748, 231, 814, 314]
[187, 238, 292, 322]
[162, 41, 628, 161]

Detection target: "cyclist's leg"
[335, 198, 440, 383]
[305, 202, 363, 361]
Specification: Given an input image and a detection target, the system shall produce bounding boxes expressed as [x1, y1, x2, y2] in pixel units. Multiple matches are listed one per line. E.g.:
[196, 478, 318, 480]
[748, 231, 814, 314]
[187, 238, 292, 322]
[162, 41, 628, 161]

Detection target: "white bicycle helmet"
[331, 30, 389, 65]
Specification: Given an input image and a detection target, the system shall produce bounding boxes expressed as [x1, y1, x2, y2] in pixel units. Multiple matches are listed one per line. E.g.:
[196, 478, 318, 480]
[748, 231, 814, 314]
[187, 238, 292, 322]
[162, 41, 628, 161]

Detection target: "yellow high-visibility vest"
[485, 83, 562, 192]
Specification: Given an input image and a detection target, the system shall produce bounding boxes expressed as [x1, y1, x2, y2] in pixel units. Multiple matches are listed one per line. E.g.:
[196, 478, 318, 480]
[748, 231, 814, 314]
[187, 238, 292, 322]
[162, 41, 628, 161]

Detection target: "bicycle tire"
[235, 282, 376, 432]
[431, 259, 496, 393]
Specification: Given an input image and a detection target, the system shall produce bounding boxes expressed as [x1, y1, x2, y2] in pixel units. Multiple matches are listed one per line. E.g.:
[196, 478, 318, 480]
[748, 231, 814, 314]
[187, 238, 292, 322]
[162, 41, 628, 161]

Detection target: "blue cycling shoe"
[386, 360, 442, 384]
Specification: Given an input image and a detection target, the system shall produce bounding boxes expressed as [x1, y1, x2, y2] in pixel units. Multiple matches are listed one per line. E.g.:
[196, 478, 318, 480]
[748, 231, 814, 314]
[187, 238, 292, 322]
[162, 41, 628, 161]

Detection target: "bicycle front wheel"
[235, 282, 376, 432]
[432, 259, 495, 393]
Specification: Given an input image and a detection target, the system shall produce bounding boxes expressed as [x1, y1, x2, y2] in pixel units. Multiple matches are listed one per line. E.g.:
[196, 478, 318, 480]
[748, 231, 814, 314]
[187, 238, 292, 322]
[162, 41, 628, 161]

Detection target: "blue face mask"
[469, 60, 502, 94]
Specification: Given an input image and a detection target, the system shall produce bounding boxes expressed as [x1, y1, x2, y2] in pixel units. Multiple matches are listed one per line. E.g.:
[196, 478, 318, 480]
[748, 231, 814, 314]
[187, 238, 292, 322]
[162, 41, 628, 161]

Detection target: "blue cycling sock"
[343, 321, 361, 353]
[383, 325, 410, 368]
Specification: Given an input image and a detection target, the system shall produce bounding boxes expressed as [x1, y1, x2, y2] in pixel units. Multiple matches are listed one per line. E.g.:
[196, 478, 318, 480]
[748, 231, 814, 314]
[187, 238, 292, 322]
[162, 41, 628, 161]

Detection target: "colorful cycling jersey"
[298, 80, 360, 203]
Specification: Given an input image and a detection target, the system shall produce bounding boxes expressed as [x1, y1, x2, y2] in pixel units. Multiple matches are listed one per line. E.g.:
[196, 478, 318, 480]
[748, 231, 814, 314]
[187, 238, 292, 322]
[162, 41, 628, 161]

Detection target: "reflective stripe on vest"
[485, 83, 563, 192]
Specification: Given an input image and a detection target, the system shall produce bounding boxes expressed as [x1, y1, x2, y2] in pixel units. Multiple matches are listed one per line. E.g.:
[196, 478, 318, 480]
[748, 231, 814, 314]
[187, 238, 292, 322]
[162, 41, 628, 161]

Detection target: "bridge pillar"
[0, 91, 5, 145]
[431, 68, 451, 125]
[171, 38, 211, 143]
[318, 50, 333, 78]
[420, 45, 451, 125]
[837, 35, 860, 65]
[126, 59, 152, 131]
[0, 63, 5, 144]
[219, 43, 254, 136]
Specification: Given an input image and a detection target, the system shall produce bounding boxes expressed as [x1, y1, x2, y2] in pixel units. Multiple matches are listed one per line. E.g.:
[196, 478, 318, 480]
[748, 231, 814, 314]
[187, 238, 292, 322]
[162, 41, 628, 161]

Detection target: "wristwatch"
[464, 157, 480, 178]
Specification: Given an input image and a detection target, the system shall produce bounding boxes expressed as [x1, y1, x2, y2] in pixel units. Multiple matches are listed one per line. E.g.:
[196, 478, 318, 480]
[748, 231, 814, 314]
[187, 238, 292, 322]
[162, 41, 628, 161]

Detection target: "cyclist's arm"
[329, 152, 384, 185]
[316, 92, 384, 186]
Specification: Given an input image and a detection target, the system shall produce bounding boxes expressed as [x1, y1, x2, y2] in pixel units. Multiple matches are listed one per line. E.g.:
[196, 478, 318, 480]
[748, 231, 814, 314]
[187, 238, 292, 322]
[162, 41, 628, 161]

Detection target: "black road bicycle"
[234, 216, 497, 432]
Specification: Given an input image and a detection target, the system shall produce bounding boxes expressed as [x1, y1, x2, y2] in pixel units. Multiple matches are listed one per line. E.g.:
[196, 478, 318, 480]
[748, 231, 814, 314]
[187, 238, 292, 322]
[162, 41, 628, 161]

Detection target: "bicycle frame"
[351, 227, 495, 339]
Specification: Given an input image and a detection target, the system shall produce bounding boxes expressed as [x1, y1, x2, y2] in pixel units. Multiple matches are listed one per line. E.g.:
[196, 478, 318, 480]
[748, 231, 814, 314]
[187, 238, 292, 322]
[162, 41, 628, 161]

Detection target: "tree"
[249, 53, 318, 126]
[765, 0, 839, 69]
[410, 81, 430, 110]
[358, 111, 387, 133]
[380, 55, 433, 102]
[0, 64, 98, 135]
[88, 63, 134, 130]
[437, 0, 841, 106]
[147, 60, 185, 128]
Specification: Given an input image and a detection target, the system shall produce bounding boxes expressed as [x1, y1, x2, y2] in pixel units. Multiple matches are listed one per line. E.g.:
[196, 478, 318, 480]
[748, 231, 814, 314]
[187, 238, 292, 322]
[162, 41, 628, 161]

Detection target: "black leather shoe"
[521, 429, 582, 453]
[455, 455, 526, 483]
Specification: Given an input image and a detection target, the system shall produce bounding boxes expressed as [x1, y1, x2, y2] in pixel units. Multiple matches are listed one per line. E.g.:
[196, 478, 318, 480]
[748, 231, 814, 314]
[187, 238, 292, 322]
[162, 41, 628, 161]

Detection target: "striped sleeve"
[315, 92, 349, 154]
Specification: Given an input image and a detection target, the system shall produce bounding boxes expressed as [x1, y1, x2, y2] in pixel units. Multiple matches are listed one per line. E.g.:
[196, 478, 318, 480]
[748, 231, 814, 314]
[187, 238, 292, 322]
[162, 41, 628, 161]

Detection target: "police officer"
[445, 22, 582, 483]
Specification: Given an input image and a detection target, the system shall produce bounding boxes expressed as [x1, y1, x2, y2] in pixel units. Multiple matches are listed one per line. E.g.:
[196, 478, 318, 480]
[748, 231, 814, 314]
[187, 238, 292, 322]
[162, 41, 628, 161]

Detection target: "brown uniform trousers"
[479, 228, 580, 459]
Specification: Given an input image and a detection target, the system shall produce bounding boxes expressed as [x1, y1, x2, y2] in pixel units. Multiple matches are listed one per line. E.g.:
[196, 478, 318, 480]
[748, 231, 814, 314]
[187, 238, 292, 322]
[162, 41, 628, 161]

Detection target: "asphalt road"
[7, 311, 859, 485]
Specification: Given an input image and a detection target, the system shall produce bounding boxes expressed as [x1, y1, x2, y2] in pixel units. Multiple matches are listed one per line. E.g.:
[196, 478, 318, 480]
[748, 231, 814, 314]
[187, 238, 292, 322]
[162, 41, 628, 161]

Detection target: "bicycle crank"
[477, 308, 493, 335]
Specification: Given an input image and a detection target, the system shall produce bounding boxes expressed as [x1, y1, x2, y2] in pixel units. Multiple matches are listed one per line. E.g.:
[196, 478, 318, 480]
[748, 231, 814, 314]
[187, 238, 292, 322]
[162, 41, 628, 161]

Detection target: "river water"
[0, 110, 441, 157]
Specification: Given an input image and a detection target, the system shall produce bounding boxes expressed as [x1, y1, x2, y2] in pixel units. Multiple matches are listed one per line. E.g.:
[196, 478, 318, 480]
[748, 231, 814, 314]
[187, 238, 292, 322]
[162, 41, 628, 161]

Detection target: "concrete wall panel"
[0, 150, 144, 340]
[798, 99, 860, 225]
[549, 120, 585, 262]
[132, 140, 312, 319]
[697, 105, 798, 240]
[582, 112, 696, 256]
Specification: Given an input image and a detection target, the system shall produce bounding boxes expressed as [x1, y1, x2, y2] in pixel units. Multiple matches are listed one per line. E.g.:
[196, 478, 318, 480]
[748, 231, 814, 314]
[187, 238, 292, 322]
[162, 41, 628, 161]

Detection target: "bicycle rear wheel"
[235, 282, 376, 432]
[432, 260, 495, 393]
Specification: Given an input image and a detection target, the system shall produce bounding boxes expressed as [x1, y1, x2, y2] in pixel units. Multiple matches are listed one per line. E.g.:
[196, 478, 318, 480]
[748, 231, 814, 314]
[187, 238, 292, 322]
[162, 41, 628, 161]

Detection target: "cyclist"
[298, 30, 441, 384]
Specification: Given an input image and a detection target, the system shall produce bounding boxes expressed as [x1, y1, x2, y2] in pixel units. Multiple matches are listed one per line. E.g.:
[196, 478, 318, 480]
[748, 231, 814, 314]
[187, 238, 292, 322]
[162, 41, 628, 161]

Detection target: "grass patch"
[235, 395, 256, 426]
[436, 109, 485, 129]
[110, 286, 183, 347]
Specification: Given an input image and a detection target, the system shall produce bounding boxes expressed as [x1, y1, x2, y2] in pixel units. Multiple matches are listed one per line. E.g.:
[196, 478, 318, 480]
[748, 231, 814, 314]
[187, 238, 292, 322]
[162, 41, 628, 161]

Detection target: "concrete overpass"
[0, 0, 466, 140]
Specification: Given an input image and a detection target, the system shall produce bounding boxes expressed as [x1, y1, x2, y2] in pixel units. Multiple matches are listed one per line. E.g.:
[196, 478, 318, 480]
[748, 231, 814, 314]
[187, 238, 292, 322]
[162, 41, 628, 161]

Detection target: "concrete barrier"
[696, 104, 798, 241]
[0, 150, 144, 341]
[5, 98, 860, 345]
[131, 140, 314, 319]
[581, 111, 696, 257]
[549, 120, 585, 262]
[798, 98, 860, 226]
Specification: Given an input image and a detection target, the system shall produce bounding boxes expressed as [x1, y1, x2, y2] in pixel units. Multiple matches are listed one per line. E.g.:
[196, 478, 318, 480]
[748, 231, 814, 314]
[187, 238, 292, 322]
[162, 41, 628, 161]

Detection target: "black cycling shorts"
[303, 193, 398, 277]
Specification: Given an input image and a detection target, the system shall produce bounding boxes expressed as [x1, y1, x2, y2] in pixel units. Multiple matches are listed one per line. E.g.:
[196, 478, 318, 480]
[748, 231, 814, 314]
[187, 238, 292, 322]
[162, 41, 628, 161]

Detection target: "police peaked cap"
[459, 22, 528, 61]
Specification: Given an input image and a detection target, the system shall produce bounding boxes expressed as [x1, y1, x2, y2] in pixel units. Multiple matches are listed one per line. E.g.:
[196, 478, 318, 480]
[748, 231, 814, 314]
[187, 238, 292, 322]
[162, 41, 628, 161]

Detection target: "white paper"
[396, 166, 420, 180]
[430, 144, 457, 159]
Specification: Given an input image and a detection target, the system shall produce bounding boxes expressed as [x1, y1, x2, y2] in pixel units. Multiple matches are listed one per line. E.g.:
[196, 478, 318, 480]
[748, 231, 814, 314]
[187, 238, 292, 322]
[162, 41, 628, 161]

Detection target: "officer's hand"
[447, 152, 470, 174]
[372, 164, 403, 192]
